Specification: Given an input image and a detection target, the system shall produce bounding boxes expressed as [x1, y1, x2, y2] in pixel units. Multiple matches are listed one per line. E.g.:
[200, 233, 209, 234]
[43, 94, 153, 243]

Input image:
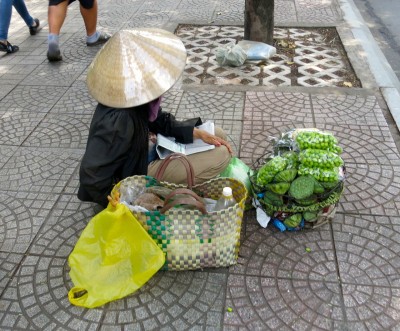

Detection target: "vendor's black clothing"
[78, 103, 201, 207]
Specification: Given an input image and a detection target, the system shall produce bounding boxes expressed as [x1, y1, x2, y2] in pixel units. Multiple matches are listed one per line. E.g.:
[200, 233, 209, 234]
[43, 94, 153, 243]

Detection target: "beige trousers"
[147, 127, 232, 185]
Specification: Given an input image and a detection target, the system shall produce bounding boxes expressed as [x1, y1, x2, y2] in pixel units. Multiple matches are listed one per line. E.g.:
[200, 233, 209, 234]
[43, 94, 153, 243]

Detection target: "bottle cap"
[223, 187, 233, 196]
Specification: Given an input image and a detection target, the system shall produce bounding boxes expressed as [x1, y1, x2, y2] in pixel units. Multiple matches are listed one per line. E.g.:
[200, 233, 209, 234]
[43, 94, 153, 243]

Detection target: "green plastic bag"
[68, 203, 165, 308]
[219, 157, 252, 195]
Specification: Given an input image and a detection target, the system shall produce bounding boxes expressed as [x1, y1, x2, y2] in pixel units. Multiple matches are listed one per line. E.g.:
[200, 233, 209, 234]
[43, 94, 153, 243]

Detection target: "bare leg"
[80, 0, 97, 36]
[47, 1, 68, 61]
[48, 1, 68, 35]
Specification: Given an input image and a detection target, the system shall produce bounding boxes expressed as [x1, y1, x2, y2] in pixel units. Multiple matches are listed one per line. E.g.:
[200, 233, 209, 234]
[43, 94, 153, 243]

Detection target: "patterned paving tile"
[58, 33, 106, 65]
[50, 83, 96, 115]
[312, 93, 387, 125]
[0, 63, 37, 85]
[102, 271, 227, 330]
[0, 256, 103, 330]
[315, 123, 400, 166]
[342, 284, 400, 330]
[20, 63, 87, 87]
[333, 214, 400, 287]
[0, 190, 58, 254]
[0, 146, 17, 170]
[176, 91, 244, 121]
[338, 162, 400, 216]
[0, 147, 82, 194]
[0, 85, 15, 100]
[0, 253, 23, 296]
[22, 113, 92, 148]
[27, 195, 100, 257]
[224, 275, 345, 330]
[231, 216, 337, 281]
[0, 85, 68, 113]
[0, 252, 227, 330]
[0, 110, 46, 146]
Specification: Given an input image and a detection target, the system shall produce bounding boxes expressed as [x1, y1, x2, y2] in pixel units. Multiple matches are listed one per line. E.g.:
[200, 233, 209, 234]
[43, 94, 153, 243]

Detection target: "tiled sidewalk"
[1, 0, 400, 330]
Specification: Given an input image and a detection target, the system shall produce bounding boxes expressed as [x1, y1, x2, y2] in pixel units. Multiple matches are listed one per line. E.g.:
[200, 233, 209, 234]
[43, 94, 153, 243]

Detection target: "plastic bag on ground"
[237, 40, 277, 60]
[215, 42, 247, 67]
[68, 203, 165, 308]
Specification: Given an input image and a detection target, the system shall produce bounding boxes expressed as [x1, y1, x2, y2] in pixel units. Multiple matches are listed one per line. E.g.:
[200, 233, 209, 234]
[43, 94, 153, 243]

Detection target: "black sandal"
[29, 18, 40, 36]
[0, 41, 19, 54]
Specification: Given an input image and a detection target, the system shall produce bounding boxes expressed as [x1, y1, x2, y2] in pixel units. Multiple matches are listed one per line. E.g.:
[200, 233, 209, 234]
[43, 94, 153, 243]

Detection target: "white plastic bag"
[215, 42, 247, 67]
[238, 40, 276, 60]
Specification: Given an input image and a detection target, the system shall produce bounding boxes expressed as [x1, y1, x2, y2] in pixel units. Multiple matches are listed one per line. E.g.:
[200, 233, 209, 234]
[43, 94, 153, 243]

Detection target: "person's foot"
[86, 31, 111, 47]
[47, 43, 62, 62]
[29, 18, 40, 36]
[0, 41, 19, 53]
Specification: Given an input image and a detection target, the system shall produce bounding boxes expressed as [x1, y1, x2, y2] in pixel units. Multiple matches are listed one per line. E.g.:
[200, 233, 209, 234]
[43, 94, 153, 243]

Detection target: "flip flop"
[86, 32, 111, 47]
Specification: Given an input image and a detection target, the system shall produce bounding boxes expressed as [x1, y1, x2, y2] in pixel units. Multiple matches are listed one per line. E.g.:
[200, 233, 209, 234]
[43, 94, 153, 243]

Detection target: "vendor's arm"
[148, 108, 201, 144]
[194, 128, 233, 154]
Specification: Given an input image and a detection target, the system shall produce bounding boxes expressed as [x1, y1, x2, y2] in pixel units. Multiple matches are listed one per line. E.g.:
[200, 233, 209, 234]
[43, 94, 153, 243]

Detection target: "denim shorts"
[49, 0, 94, 10]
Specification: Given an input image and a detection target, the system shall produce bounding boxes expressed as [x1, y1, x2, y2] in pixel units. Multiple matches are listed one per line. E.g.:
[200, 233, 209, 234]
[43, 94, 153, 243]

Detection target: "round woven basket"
[250, 153, 345, 216]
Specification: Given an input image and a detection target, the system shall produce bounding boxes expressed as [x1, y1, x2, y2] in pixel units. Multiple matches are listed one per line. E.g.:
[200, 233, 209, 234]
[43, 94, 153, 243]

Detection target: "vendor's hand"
[194, 128, 233, 154]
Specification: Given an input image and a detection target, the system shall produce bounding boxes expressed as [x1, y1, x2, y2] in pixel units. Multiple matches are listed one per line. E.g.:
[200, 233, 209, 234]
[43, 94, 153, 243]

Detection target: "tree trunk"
[244, 0, 274, 45]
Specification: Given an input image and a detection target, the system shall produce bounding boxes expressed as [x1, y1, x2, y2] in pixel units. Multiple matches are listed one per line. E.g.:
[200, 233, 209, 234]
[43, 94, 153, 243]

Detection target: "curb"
[340, 0, 400, 130]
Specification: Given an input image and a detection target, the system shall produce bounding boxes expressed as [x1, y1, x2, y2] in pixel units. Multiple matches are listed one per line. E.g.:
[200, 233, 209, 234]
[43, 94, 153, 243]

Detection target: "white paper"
[156, 121, 215, 159]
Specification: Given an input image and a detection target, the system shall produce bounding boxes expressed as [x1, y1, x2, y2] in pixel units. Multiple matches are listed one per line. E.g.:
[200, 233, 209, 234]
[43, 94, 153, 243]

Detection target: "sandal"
[29, 18, 40, 36]
[86, 31, 111, 47]
[0, 41, 19, 54]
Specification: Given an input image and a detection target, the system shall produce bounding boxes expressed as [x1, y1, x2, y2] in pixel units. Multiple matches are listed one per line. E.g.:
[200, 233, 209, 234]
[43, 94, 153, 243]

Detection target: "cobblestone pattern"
[1, 0, 400, 330]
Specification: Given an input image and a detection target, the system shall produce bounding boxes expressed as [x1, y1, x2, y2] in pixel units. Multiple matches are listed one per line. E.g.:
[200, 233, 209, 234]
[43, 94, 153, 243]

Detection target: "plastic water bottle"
[213, 187, 236, 211]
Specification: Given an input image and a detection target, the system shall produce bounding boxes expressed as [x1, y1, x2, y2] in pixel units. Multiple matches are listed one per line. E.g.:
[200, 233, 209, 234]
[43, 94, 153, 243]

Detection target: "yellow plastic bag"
[68, 203, 165, 308]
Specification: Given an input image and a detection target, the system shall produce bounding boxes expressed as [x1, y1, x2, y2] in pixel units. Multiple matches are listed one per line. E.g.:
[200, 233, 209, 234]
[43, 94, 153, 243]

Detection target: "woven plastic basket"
[111, 153, 247, 271]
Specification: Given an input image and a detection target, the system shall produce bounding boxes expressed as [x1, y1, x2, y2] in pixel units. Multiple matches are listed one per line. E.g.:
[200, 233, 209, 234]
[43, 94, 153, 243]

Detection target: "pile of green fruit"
[255, 129, 344, 214]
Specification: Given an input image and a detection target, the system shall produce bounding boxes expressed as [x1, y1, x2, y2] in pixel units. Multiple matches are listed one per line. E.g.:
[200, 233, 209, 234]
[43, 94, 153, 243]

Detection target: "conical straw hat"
[86, 28, 187, 108]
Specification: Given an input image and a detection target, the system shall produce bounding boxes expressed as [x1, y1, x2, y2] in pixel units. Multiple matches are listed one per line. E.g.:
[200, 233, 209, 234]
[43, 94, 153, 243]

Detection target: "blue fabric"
[0, 0, 34, 40]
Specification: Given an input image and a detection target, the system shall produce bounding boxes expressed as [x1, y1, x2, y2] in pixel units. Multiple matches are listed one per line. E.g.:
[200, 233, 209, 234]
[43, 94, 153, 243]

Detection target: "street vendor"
[78, 28, 232, 207]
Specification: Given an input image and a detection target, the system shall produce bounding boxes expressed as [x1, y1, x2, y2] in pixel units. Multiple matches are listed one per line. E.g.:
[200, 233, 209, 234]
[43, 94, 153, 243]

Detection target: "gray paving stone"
[0, 190, 57, 253]
[0, 253, 23, 295]
[333, 214, 400, 287]
[0, 85, 68, 113]
[27, 194, 100, 257]
[230, 215, 337, 282]
[0, 256, 102, 330]
[0, 85, 15, 99]
[96, 271, 226, 330]
[0, 147, 82, 194]
[342, 284, 400, 330]
[0, 110, 46, 146]
[20, 63, 87, 87]
[312, 93, 387, 125]
[50, 82, 96, 115]
[224, 275, 345, 330]
[0, 146, 17, 170]
[22, 113, 92, 148]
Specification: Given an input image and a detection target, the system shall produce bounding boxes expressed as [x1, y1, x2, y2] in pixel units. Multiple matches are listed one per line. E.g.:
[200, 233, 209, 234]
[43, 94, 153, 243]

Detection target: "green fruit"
[256, 156, 288, 187]
[289, 175, 315, 200]
[313, 180, 325, 194]
[295, 197, 317, 206]
[263, 190, 284, 206]
[320, 180, 340, 190]
[303, 211, 318, 222]
[267, 182, 290, 195]
[281, 151, 299, 169]
[283, 213, 302, 228]
[274, 168, 297, 183]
